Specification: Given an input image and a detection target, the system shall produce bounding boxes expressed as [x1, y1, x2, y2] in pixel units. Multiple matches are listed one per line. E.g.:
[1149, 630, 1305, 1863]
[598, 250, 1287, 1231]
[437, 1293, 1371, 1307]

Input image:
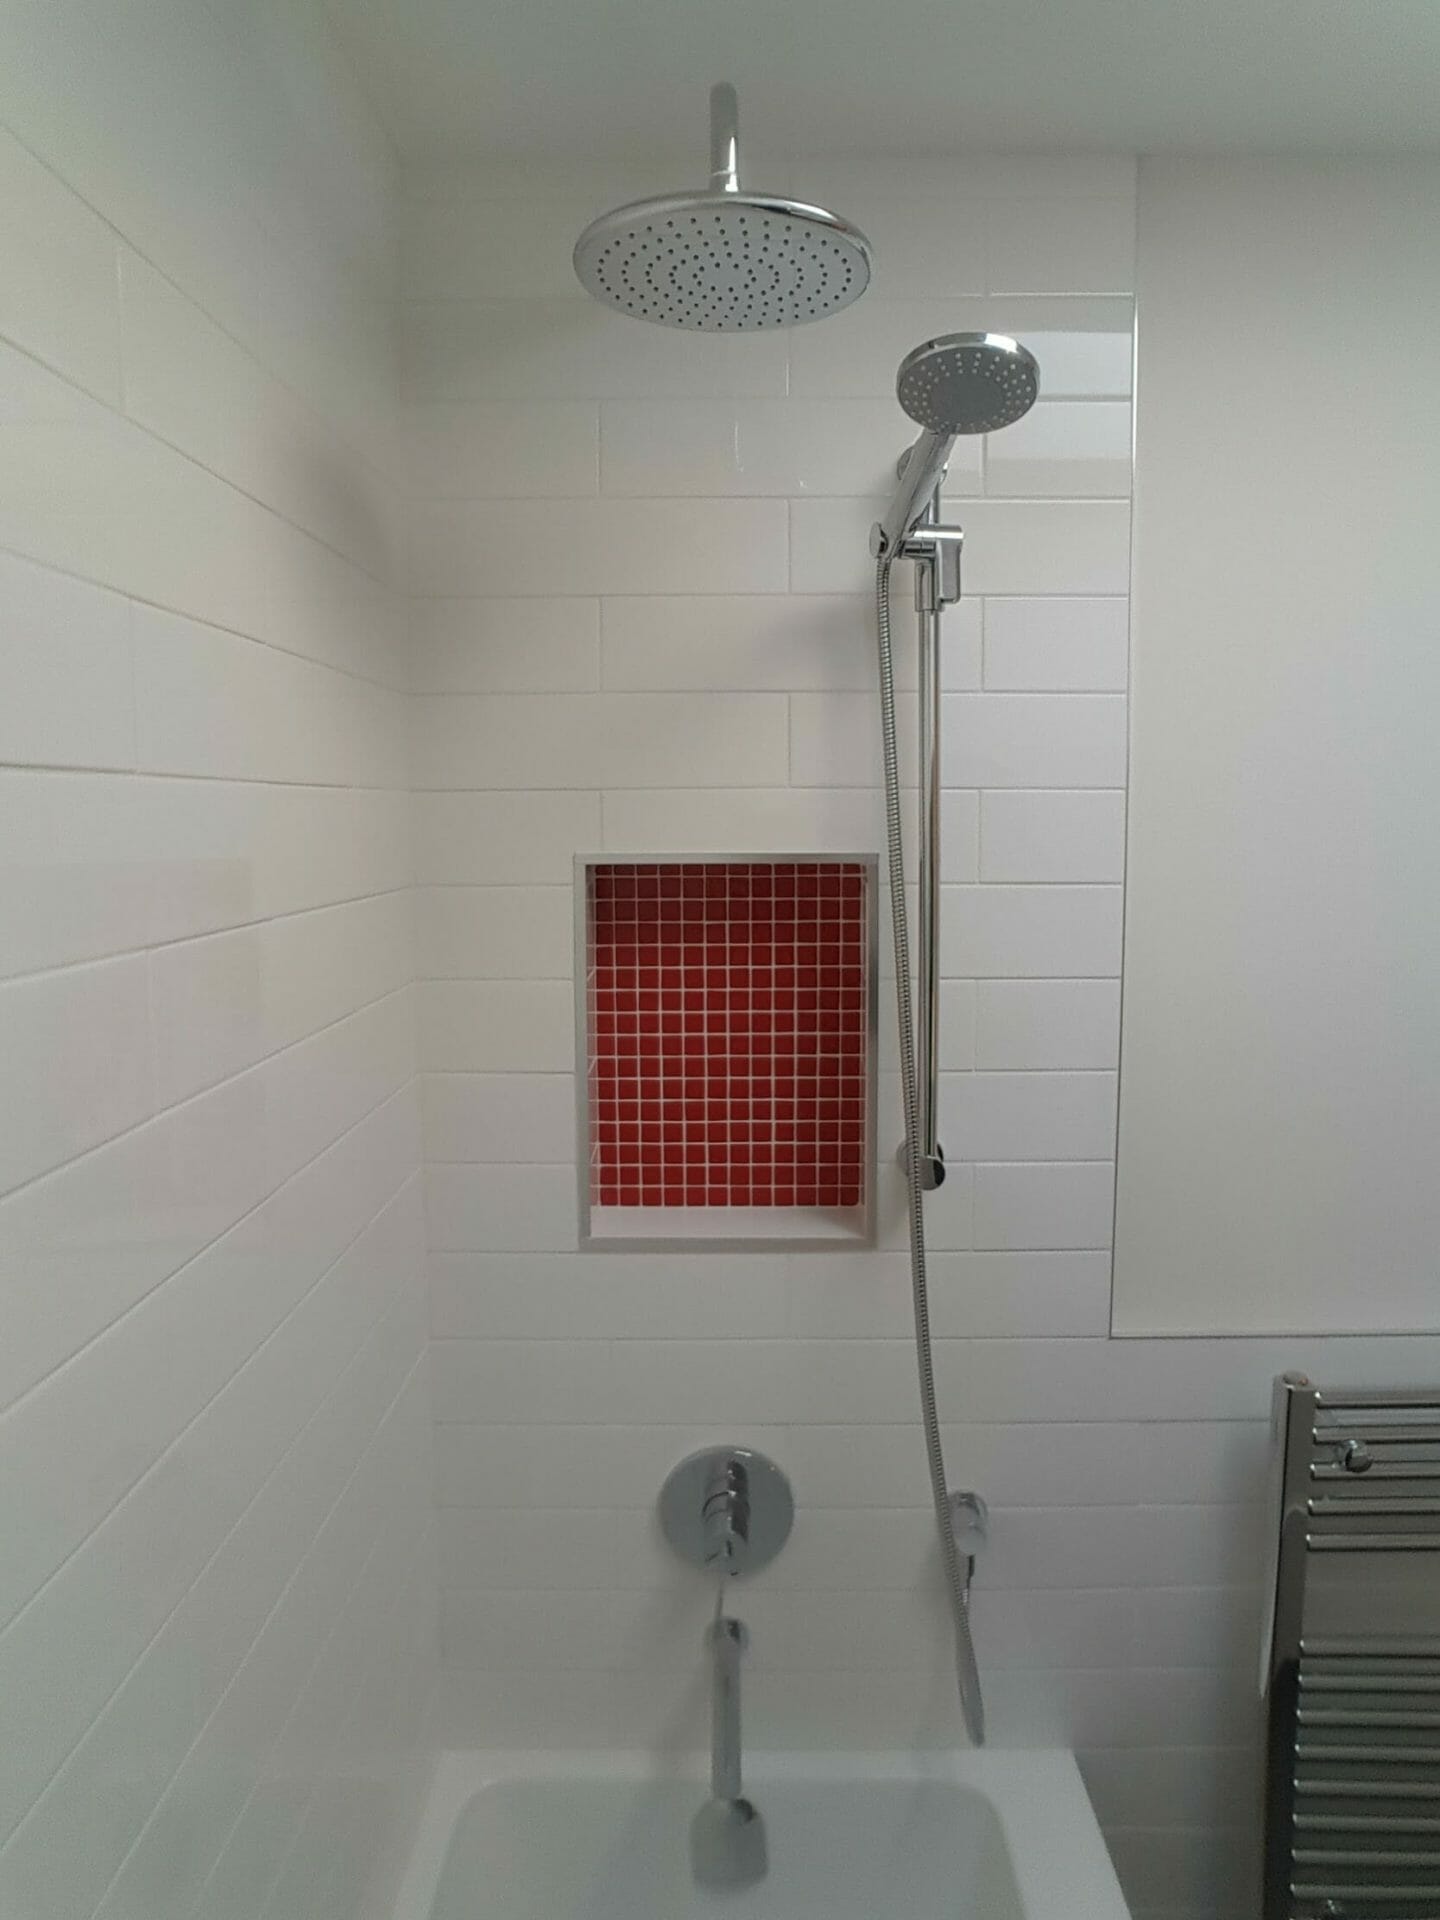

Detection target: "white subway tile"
[789, 691, 913, 788]
[789, 297, 1134, 400]
[609, 1338, 921, 1429]
[0, 1125, 415, 1642]
[941, 884, 1124, 976]
[416, 886, 574, 979]
[133, 606, 401, 787]
[0, 1353, 417, 1920]
[940, 1071, 1118, 1161]
[1130, 1421, 1271, 1507]
[429, 1670, 621, 1748]
[970, 1587, 1137, 1669]
[936, 1417, 1140, 1504]
[0, 956, 153, 1194]
[599, 398, 977, 499]
[411, 692, 789, 789]
[409, 598, 600, 692]
[422, 1075, 576, 1164]
[402, 298, 789, 401]
[430, 1340, 614, 1424]
[779, 1252, 915, 1340]
[426, 1163, 577, 1252]
[429, 1252, 788, 1340]
[404, 401, 599, 497]
[0, 343, 260, 640]
[937, 975, 979, 1059]
[975, 1508, 1140, 1590]
[976, 979, 1122, 1069]
[986, 196, 1137, 295]
[606, 594, 861, 692]
[413, 791, 600, 885]
[417, 980, 576, 1072]
[0, 555, 135, 771]
[403, 201, 593, 301]
[877, 976, 978, 1072]
[876, 1154, 974, 1251]
[408, 496, 788, 597]
[0, 127, 121, 402]
[983, 597, 1129, 690]
[1127, 1585, 1260, 1668]
[944, 694, 1126, 788]
[258, 995, 415, 1188]
[981, 789, 1127, 880]
[986, 401, 1132, 497]
[791, 497, 1131, 595]
[440, 1589, 621, 1670]
[0, 771, 151, 978]
[0, 1073, 268, 1414]
[973, 1161, 1116, 1250]
[148, 926, 263, 1107]
[439, 1509, 619, 1589]
[601, 785, 888, 860]
[256, 894, 413, 1056]
[231, 788, 410, 932]
[435, 1423, 616, 1509]
[761, 1505, 936, 1587]
[951, 501, 1132, 594]
[121, 251, 275, 495]
[731, 1587, 955, 1672]
[837, 192, 989, 299]
[603, 593, 978, 696]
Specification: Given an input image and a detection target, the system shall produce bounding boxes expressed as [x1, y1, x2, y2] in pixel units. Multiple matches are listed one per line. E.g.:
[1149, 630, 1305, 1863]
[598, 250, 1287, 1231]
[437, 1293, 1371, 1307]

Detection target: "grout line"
[77, 1345, 429, 1920]
[0, 982, 415, 1212]
[0, 887, 412, 989]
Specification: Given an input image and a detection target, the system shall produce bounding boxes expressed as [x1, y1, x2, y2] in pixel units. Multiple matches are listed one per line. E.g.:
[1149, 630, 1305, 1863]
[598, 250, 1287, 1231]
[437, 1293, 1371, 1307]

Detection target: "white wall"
[1114, 156, 1440, 1336]
[0, 5, 437, 1917]
[401, 150, 1440, 1920]
[6, 57, 1433, 1920]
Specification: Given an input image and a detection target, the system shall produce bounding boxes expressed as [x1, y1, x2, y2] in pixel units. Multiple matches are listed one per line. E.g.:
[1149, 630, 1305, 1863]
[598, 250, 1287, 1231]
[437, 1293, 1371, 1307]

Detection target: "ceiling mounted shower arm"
[708, 82, 741, 193]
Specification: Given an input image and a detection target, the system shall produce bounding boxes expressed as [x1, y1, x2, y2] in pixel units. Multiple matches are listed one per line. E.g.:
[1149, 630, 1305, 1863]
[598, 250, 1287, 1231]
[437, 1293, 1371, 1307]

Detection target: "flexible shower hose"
[874, 555, 986, 1746]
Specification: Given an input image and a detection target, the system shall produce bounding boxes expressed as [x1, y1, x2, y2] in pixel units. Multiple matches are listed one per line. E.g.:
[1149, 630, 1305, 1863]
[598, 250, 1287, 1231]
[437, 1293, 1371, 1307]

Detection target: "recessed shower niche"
[576, 857, 878, 1249]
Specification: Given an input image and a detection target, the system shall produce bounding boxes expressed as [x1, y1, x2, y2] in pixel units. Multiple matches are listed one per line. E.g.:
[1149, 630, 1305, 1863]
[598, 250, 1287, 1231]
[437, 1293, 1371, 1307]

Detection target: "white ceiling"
[326, 0, 1440, 164]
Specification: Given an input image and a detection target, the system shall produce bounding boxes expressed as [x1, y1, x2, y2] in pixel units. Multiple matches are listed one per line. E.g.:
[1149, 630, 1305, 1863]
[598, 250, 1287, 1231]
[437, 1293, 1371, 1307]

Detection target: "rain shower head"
[896, 333, 1040, 435]
[873, 332, 1041, 558]
[572, 84, 871, 331]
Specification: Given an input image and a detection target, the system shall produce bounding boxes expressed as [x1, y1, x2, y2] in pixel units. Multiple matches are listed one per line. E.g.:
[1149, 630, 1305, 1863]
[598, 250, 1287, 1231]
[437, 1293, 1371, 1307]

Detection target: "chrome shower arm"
[708, 83, 740, 192]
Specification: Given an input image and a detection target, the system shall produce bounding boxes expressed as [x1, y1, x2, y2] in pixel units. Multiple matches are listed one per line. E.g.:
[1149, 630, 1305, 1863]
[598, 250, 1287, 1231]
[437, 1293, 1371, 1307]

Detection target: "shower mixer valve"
[699, 1458, 752, 1573]
[658, 1447, 793, 1579]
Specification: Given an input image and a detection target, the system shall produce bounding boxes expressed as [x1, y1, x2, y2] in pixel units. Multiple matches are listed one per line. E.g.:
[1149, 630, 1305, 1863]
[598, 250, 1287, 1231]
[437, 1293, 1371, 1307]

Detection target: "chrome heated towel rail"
[1265, 1375, 1440, 1920]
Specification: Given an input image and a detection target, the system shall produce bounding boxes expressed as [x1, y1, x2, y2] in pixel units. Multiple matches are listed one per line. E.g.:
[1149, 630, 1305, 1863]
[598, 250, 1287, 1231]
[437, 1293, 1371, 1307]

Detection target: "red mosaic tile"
[586, 862, 869, 1210]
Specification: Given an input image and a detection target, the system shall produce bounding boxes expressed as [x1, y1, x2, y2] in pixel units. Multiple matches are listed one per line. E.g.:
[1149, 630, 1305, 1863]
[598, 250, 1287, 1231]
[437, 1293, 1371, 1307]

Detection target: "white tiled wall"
[0, 5, 436, 1917]
[6, 42, 1429, 1918]
[401, 153, 1440, 1920]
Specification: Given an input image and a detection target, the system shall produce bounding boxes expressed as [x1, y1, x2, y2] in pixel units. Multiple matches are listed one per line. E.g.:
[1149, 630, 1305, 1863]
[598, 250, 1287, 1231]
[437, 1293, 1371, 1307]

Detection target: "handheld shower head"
[873, 332, 1040, 558]
[896, 332, 1040, 436]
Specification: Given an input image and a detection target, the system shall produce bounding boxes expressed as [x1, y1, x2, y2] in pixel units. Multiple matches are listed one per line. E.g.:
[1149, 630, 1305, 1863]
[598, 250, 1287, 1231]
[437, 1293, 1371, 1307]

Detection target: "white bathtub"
[391, 1750, 1131, 1920]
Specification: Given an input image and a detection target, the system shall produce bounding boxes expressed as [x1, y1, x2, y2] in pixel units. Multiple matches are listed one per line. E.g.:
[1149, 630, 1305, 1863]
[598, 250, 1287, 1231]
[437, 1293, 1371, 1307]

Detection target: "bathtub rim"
[389, 1746, 1130, 1920]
